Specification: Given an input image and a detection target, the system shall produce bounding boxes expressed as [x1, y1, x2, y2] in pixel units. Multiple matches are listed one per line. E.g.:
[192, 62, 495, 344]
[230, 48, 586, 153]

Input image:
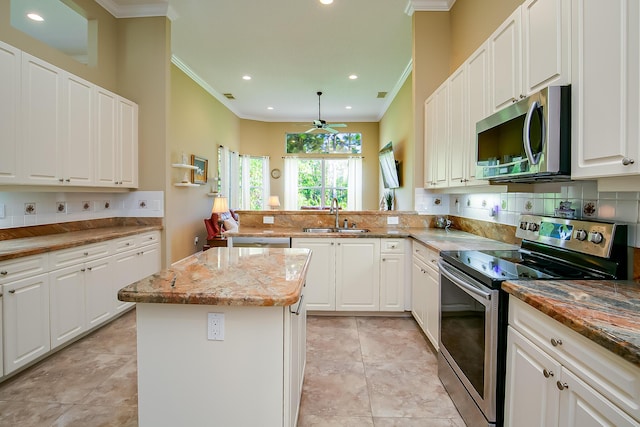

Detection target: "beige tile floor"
[0, 310, 464, 427]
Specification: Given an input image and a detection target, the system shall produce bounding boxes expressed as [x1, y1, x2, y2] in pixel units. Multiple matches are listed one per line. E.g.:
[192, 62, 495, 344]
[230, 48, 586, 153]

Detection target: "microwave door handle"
[523, 100, 545, 166]
[438, 260, 493, 301]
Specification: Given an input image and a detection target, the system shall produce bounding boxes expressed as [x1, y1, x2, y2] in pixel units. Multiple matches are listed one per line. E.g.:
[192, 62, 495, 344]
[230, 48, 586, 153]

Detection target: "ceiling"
[93, 0, 452, 123]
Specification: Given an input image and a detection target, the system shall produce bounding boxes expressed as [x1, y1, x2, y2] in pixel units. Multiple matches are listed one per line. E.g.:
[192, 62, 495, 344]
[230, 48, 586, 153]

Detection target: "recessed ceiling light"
[27, 13, 44, 22]
[345, 106, 352, 110]
[267, 106, 274, 110]
[348, 74, 358, 80]
[320, 0, 334, 4]
[242, 75, 252, 81]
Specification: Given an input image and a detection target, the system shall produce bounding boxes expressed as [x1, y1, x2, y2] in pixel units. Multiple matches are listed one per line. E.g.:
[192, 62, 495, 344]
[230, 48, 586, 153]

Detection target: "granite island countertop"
[0, 225, 163, 261]
[118, 247, 312, 306]
[503, 279, 640, 368]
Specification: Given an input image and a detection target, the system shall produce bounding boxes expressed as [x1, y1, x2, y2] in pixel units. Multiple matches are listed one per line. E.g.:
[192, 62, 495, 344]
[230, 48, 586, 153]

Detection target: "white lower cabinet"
[49, 264, 87, 349]
[505, 297, 640, 426]
[84, 257, 114, 329]
[3, 273, 50, 375]
[411, 241, 440, 350]
[292, 237, 400, 312]
[285, 293, 306, 427]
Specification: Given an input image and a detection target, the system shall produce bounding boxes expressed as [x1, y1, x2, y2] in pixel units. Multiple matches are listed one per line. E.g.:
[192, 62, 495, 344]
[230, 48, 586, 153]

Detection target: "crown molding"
[405, 0, 457, 15]
[375, 59, 413, 122]
[94, 0, 178, 20]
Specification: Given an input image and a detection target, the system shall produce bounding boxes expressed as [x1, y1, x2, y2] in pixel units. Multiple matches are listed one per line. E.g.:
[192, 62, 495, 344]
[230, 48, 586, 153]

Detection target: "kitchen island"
[118, 247, 312, 427]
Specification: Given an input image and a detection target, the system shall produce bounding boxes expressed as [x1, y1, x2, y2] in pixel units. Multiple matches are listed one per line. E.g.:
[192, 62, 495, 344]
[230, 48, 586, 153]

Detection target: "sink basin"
[303, 227, 337, 233]
[302, 227, 370, 233]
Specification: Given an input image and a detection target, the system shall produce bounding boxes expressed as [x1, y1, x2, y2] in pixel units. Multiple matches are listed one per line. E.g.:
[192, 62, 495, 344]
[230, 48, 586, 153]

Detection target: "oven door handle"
[438, 259, 493, 301]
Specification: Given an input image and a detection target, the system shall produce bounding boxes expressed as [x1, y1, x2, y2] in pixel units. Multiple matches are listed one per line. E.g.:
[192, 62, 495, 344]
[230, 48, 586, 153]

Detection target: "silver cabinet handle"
[543, 369, 554, 378]
[80, 268, 86, 272]
[556, 381, 569, 391]
[84, 252, 89, 256]
[550, 338, 562, 347]
[59, 178, 64, 182]
[0, 271, 7, 275]
[622, 157, 635, 166]
[9, 289, 15, 294]
[289, 294, 304, 315]
[65, 178, 70, 182]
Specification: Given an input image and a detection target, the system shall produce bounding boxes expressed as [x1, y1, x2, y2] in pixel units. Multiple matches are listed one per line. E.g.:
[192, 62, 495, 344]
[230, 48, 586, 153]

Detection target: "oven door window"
[440, 274, 489, 398]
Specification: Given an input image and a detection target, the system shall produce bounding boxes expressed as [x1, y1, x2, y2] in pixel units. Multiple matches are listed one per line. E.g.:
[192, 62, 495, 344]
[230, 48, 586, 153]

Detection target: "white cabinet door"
[411, 257, 427, 330]
[490, 8, 523, 111]
[559, 368, 640, 427]
[118, 97, 138, 188]
[424, 82, 449, 188]
[21, 53, 64, 185]
[3, 273, 50, 374]
[423, 263, 440, 351]
[571, 0, 640, 178]
[95, 88, 118, 186]
[291, 238, 336, 311]
[64, 73, 94, 186]
[113, 249, 138, 314]
[505, 327, 561, 427]
[448, 65, 467, 187]
[379, 252, 405, 312]
[466, 42, 491, 186]
[0, 293, 2, 377]
[0, 41, 21, 184]
[522, 0, 571, 94]
[138, 243, 161, 281]
[336, 239, 380, 311]
[423, 96, 436, 187]
[285, 294, 306, 427]
[49, 265, 86, 349]
[85, 256, 114, 328]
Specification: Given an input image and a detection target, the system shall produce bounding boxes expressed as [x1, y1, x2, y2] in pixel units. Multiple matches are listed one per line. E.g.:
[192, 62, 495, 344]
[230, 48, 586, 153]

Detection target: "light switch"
[263, 216, 274, 224]
[387, 216, 399, 225]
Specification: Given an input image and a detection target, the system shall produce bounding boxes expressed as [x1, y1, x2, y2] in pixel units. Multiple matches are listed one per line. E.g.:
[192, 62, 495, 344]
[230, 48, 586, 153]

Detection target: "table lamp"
[268, 195, 281, 210]
[211, 196, 229, 239]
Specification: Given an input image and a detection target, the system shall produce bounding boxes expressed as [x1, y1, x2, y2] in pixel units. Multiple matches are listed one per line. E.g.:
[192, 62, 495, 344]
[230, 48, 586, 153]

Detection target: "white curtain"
[218, 145, 230, 197]
[240, 155, 251, 210]
[229, 150, 240, 209]
[262, 157, 270, 209]
[347, 157, 363, 210]
[283, 157, 298, 210]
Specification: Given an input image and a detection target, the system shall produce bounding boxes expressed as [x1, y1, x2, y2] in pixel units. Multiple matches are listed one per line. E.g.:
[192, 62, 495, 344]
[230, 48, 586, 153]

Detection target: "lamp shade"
[212, 196, 229, 214]
[268, 195, 281, 209]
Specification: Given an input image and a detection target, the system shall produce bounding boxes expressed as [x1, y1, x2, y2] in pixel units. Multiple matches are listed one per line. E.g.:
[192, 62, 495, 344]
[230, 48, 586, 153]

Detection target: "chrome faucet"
[329, 197, 339, 228]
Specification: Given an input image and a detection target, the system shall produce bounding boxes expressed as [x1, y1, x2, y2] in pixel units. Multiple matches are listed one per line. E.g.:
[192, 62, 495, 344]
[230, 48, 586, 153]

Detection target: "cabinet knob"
[382, 258, 386, 262]
[9, 289, 15, 294]
[87, 267, 92, 271]
[0, 270, 7, 275]
[80, 268, 86, 272]
[550, 338, 562, 347]
[84, 252, 89, 256]
[622, 157, 635, 166]
[543, 369, 554, 378]
[556, 381, 569, 391]
[126, 242, 131, 246]
[65, 178, 71, 182]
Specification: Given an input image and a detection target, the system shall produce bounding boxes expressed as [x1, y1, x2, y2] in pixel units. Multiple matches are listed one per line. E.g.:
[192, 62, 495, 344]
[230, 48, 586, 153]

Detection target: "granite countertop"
[226, 226, 518, 252]
[503, 279, 640, 367]
[0, 225, 163, 261]
[118, 247, 312, 306]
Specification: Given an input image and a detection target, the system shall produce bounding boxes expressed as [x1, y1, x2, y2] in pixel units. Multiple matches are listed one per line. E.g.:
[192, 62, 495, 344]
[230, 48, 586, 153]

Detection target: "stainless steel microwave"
[476, 86, 571, 183]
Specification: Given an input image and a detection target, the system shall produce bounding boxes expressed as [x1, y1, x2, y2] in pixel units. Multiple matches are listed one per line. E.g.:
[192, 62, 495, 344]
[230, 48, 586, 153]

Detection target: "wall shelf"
[174, 182, 200, 187]
[171, 163, 198, 170]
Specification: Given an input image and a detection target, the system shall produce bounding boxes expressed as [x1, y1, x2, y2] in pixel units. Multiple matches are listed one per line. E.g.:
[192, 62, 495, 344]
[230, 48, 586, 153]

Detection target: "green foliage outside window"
[239, 157, 267, 210]
[286, 133, 362, 154]
[297, 159, 348, 209]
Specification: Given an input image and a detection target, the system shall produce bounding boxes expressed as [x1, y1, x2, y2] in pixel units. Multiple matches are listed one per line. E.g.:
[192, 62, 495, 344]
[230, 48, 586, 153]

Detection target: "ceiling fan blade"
[324, 127, 339, 134]
[304, 128, 316, 133]
[328, 123, 347, 128]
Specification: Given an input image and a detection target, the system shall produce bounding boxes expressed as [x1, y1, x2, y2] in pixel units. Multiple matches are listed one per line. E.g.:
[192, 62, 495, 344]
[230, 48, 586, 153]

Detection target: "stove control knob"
[589, 231, 604, 244]
[575, 229, 588, 241]
[527, 222, 539, 232]
[519, 221, 528, 230]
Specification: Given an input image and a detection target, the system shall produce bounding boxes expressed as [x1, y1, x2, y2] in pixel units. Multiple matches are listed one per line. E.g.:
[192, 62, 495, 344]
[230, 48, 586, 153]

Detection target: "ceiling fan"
[305, 91, 347, 134]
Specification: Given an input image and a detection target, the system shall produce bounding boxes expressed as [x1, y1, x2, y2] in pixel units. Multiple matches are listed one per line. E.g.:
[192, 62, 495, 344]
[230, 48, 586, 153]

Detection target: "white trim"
[94, 0, 177, 19]
[405, 0, 457, 15]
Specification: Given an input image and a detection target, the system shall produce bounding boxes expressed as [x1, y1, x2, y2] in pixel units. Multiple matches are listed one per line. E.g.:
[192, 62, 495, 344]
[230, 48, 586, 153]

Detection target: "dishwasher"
[228, 236, 291, 248]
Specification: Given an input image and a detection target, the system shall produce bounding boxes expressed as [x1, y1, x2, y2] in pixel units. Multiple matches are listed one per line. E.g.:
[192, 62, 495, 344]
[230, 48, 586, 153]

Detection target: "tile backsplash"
[0, 191, 164, 229]
[415, 181, 640, 248]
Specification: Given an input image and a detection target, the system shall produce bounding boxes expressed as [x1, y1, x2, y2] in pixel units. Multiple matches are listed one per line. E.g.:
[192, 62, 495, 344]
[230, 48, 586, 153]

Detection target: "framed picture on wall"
[191, 155, 208, 184]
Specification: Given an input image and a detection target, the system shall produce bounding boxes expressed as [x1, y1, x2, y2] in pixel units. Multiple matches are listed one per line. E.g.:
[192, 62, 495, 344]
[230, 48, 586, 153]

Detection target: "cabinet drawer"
[509, 297, 640, 421]
[412, 241, 439, 272]
[0, 253, 49, 285]
[111, 236, 137, 253]
[49, 242, 110, 269]
[381, 238, 406, 253]
[137, 231, 160, 247]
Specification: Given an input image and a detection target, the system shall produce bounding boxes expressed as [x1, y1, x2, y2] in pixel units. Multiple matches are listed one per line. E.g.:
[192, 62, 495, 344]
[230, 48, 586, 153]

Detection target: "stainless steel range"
[437, 214, 628, 427]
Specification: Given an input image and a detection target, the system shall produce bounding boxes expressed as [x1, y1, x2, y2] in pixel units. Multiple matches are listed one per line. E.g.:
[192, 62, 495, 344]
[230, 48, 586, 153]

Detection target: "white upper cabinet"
[424, 82, 449, 189]
[118, 97, 138, 188]
[65, 74, 95, 186]
[522, 0, 571, 94]
[0, 41, 21, 184]
[448, 65, 467, 187]
[571, 0, 640, 179]
[466, 42, 491, 185]
[490, 8, 523, 111]
[21, 53, 65, 185]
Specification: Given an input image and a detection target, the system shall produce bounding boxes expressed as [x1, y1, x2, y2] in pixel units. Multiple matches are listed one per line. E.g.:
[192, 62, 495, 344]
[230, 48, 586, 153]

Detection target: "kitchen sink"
[302, 227, 369, 233]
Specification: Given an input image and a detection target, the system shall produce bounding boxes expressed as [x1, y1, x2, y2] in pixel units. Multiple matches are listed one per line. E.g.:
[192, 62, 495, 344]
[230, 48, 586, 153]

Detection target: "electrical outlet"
[207, 313, 225, 341]
[194, 236, 199, 246]
[263, 216, 274, 224]
[387, 216, 399, 225]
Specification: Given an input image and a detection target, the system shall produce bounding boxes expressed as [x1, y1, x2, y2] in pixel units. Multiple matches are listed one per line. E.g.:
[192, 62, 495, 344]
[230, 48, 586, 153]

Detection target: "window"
[240, 156, 269, 210]
[286, 133, 362, 154]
